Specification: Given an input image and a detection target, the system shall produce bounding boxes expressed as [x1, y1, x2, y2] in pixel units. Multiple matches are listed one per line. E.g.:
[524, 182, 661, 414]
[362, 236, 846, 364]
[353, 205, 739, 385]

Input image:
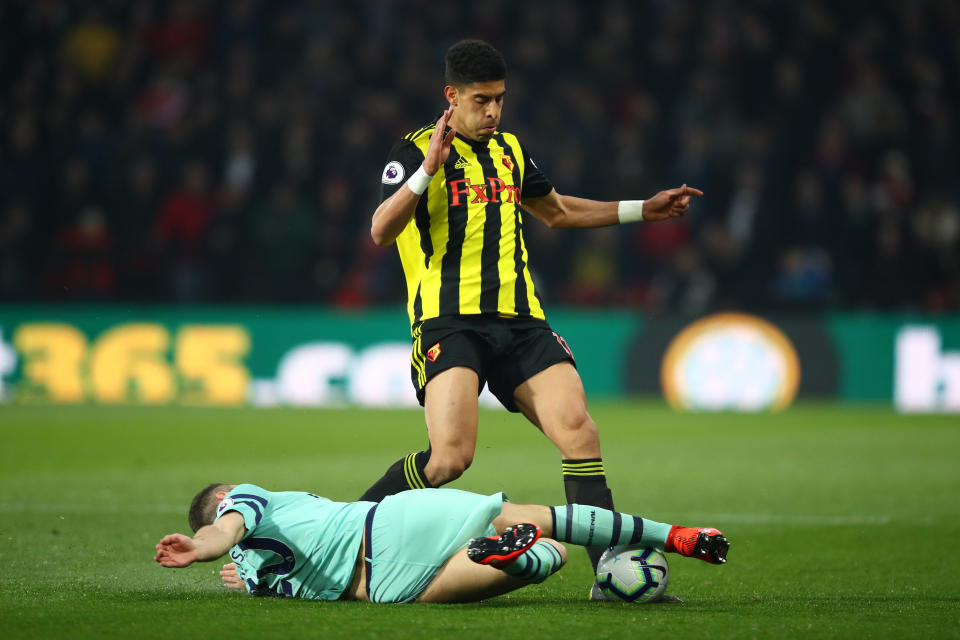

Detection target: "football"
[595, 546, 669, 603]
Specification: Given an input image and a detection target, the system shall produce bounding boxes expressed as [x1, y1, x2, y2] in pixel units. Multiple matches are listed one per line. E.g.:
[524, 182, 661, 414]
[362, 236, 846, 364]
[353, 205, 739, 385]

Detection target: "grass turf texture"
[0, 402, 957, 639]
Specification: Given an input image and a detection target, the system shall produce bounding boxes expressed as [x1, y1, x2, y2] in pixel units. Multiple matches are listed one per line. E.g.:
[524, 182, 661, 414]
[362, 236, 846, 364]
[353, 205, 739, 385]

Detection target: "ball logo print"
[381, 161, 404, 185]
[216, 497, 234, 515]
[596, 546, 669, 603]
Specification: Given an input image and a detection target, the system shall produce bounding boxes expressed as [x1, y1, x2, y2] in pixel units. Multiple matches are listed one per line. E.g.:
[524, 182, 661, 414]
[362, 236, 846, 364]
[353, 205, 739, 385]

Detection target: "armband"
[406, 166, 434, 195]
[617, 200, 644, 224]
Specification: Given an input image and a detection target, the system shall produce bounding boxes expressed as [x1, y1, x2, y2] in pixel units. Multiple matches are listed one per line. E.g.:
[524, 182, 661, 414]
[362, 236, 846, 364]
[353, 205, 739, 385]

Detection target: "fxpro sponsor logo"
[660, 313, 800, 412]
[447, 178, 521, 206]
[895, 326, 960, 413]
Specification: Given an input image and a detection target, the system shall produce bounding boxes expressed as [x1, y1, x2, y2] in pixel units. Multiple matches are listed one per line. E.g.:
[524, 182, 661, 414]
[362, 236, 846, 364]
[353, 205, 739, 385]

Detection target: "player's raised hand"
[154, 533, 199, 568]
[642, 184, 704, 221]
[220, 562, 245, 590]
[422, 107, 456, 176]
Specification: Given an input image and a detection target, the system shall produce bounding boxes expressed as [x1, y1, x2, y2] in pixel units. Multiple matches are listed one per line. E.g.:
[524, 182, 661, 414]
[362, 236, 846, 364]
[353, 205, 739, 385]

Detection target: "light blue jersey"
[214, 484, 375, 600]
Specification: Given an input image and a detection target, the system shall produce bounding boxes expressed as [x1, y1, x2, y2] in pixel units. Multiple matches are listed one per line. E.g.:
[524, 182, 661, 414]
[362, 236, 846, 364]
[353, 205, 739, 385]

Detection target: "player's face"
[448, 80, 505, 142]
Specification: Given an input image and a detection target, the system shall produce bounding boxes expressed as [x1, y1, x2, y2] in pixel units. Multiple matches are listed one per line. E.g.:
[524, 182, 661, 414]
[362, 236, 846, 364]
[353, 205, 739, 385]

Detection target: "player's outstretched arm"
[154, 512, 246, 568]
[523, 185, 703, 229]
[370, 108, 456, 246]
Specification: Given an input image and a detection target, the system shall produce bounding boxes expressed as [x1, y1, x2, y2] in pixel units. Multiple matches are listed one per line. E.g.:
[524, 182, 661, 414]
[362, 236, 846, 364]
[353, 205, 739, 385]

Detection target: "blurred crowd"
[1, 0, 958, 311]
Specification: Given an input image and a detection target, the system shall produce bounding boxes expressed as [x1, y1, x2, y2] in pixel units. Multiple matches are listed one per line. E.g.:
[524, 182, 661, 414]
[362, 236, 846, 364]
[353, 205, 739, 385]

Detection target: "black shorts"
[410, 315, 576, 412]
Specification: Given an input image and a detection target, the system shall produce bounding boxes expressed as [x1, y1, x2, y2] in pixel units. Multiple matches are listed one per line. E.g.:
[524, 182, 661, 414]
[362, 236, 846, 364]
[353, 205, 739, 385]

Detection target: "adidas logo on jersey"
[454, 156, 473, 169]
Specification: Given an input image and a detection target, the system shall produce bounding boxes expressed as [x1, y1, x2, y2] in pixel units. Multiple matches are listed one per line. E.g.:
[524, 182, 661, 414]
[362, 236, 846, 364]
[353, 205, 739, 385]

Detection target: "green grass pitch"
[0, 402, 958, 639]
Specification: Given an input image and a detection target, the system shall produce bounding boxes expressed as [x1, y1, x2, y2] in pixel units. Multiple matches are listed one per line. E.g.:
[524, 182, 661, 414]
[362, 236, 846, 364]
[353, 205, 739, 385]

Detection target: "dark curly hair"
[444, 39, 507, 86]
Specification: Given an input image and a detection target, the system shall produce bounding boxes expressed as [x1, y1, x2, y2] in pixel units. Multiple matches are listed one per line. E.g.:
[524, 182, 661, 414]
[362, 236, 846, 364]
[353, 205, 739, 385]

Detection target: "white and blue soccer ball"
[595, 546, 669, 603]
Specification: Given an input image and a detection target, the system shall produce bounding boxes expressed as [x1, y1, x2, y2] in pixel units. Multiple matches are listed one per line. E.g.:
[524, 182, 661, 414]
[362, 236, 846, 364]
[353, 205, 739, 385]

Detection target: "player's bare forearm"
[154, 512, 245, 568]
[370, 187, 421, 246]
[523, 191, 619, 229]
[191, 521, 244, 561]
[551, 194, 620, 228]
[524, 185, 703, 228]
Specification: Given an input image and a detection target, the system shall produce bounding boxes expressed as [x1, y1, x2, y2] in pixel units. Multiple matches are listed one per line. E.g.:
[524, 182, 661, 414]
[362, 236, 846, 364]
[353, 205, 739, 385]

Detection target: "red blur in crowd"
[152, 162, 215, 256]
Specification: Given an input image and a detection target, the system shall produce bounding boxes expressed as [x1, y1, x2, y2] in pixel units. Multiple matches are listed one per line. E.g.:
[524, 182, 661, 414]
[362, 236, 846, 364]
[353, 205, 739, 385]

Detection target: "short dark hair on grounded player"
[444, 39, 506, 86]
[188, 482, 231, 533]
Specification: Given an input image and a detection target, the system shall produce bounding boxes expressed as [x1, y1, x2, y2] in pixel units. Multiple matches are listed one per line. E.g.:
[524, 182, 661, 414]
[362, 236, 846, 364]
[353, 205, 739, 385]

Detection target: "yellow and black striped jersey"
[380, 124, 554, 332]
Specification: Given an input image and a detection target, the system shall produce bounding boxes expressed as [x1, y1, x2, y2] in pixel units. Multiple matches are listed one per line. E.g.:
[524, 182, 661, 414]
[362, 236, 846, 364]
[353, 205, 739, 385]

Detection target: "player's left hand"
[422, 107, 456, 176]
[154, 533, 199, 568]
[642, 184, 703, 221]
[220, 562, 245, 591]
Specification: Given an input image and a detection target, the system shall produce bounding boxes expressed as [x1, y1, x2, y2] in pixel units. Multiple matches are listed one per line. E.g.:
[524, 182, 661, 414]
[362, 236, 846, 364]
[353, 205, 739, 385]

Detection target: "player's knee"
[552, 405, 597, 444]
[428, 450, 473, 484]
[571, 405, 594, 431]
[493, 504, 551, 533]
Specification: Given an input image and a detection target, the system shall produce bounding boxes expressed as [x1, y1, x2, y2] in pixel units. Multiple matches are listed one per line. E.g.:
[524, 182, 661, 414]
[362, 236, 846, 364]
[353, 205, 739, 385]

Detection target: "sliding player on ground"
[154, 482, 729, 603]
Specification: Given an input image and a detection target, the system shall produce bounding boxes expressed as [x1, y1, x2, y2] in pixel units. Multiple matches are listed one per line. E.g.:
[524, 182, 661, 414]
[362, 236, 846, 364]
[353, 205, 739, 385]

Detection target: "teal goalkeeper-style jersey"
[214, 483, 375, 600]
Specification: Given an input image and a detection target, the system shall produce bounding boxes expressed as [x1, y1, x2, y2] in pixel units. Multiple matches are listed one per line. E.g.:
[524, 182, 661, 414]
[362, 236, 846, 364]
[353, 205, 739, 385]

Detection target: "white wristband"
[406, 166, 434, 195]
[617, 200, 645, 224]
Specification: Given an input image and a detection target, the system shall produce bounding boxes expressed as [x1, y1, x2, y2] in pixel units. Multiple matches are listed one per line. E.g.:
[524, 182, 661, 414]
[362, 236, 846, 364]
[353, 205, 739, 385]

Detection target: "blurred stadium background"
[0, 0, 957, 411]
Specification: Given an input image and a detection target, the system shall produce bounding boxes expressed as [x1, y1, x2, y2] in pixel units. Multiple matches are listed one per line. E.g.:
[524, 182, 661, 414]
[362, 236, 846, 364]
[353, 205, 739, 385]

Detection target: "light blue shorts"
[364, 488, 506, 603]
